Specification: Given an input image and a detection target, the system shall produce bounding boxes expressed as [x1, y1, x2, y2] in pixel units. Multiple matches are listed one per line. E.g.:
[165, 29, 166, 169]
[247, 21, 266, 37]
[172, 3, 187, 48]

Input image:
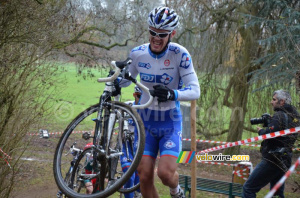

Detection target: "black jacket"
[259, 104, 299, 169]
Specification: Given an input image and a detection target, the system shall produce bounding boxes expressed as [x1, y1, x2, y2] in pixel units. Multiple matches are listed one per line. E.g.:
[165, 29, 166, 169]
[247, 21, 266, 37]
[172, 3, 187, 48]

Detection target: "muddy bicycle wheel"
[53, 101, 145, 198]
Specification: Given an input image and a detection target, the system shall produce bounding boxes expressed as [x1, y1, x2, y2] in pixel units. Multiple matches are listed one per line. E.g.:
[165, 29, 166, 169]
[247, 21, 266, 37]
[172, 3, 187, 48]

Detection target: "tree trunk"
[224, 27, 256, 155]
[224, 82, 249, 155]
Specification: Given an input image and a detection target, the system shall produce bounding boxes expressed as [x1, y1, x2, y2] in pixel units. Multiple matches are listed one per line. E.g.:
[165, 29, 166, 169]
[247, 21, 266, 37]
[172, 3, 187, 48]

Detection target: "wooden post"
[191, 100, 197, 198]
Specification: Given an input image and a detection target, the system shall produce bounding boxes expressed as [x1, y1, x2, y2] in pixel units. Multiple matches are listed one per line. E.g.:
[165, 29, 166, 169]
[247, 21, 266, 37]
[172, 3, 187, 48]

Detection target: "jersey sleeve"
[174, 49, 200, 101]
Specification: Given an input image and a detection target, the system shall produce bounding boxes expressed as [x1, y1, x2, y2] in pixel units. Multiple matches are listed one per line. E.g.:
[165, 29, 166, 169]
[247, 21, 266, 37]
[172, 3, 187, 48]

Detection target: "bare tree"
[0, 0, 70, 196]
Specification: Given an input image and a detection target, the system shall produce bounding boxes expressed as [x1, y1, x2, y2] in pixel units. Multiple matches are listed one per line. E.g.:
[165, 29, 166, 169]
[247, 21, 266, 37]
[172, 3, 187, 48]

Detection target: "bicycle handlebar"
[97, 59, 153, 109]
[132, 81, 153, 109]
[97, 58, 132, 83]
[97, 61, 121, 83]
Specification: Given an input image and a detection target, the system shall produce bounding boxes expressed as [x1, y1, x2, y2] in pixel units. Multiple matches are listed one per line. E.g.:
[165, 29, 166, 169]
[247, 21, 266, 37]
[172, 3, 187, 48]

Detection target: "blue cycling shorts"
[138, 108, 182, 159]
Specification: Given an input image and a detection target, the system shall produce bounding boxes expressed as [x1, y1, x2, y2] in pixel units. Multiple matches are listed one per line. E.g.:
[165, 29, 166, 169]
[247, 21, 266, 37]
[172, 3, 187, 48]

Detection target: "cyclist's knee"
[138, 167, 154, 182]
[157, 157, 178, 185]
[157, 167, 176, 185]
[137, 164, 154, 183]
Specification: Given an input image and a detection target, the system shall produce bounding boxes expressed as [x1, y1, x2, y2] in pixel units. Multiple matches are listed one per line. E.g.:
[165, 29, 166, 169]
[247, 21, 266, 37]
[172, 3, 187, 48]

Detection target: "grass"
[44, 62, 137, 131]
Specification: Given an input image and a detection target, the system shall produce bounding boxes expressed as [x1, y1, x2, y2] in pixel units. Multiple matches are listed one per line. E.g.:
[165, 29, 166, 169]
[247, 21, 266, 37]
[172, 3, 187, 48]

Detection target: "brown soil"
[10, 136, 300, 198]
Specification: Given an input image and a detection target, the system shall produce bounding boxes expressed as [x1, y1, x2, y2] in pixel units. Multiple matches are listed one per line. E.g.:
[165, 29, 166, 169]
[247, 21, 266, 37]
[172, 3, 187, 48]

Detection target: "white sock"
[170, 184, 180, 195]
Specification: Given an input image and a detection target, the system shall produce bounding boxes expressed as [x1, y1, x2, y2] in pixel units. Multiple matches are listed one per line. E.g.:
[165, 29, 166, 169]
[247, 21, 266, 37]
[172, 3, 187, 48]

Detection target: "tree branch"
[243, 126, 257, 133]
[78, 37, 132, 50]
[35, 0, 42, 5]
[53, 26, 115, 49]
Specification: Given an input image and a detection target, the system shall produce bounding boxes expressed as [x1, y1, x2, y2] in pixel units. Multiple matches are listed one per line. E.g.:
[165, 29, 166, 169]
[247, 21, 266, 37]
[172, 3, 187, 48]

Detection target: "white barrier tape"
[198, 127, 300, 154]
[265, 157, 300, 198]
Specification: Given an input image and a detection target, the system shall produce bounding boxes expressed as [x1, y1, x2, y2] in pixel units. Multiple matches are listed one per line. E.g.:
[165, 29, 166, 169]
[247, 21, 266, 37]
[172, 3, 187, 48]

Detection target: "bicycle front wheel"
[53, 101, 145, 198]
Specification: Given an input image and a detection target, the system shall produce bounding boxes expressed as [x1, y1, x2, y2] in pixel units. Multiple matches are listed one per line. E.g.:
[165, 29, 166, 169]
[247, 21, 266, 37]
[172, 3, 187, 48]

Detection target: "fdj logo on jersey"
[180, 53, 192, 69]
[141, 73, 173, 85]
[141, 73, 155, 82]
[138, 62, 151, 69]
[157, 73, 173, 85]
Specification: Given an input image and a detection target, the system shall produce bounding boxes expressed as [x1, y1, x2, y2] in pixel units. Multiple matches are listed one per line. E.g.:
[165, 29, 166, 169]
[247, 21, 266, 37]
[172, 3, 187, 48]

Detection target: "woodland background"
[0, 0, 299, 197]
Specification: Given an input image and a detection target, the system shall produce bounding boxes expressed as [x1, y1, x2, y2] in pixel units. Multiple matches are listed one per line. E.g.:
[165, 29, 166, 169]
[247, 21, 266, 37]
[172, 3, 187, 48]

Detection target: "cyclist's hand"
[150, 84, 175, 102]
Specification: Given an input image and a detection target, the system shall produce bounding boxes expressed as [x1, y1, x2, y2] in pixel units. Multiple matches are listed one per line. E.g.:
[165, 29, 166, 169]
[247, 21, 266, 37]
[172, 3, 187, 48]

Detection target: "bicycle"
[53, 58, 153, 198]
[57, 142, 83, 198]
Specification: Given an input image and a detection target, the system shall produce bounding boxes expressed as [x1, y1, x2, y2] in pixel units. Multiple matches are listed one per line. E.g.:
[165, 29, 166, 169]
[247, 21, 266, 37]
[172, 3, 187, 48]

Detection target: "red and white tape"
[27, 130, 120, 136]
[182, 138, 228, 144]
[183, 138, 299, 151]
[232, 168, 249, 180]
[0, 148, 12, 159]
[27, 130, 89, 136]
[265, 157, 300, 198]
[232, 168, 250, 175]
[198, 127, 300, 154]
[183, 138, 261, 147]
[198, 161, 237, 167]
[0, 148, 12, 168]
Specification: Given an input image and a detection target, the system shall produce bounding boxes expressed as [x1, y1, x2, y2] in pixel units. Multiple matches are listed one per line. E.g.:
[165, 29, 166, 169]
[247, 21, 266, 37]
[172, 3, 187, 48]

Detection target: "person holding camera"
[242, 90, 299, 198]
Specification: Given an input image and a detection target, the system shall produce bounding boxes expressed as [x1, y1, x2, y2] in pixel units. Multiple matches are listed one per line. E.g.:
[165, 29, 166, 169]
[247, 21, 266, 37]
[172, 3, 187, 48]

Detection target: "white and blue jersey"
[121, 43, 200, 159]
[123, 42, 200, 111]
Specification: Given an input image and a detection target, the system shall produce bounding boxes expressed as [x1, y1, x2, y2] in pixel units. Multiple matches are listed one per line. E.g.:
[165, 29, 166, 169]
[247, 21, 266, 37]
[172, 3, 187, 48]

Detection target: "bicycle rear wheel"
[53, 101, 145, 198]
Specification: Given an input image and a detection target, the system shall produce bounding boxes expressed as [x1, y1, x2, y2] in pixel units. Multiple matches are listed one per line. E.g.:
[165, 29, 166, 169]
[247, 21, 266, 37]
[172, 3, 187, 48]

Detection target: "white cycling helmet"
[148, 6, 179, 31]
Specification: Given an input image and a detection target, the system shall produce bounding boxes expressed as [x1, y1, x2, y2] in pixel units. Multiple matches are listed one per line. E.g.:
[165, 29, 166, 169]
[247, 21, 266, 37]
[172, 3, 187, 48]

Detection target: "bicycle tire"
[118, 182, 140, 193]
[53, 102, 145, 198]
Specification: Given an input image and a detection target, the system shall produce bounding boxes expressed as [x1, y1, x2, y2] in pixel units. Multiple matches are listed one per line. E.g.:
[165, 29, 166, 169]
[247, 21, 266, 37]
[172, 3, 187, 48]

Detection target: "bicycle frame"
[89, 59, 153, 191]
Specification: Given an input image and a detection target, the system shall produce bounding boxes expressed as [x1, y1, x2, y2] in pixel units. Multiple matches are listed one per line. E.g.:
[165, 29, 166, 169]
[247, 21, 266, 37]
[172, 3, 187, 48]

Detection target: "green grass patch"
[44, 62, 137, 131]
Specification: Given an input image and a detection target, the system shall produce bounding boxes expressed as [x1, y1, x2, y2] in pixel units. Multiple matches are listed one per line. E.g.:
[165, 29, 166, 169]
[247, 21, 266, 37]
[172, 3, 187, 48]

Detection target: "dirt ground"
[10, 135, 300, 198]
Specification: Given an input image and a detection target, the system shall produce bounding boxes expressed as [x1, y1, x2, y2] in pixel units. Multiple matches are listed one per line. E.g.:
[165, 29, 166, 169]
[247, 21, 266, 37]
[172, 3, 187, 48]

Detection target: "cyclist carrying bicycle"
[120, 6, 200, 198]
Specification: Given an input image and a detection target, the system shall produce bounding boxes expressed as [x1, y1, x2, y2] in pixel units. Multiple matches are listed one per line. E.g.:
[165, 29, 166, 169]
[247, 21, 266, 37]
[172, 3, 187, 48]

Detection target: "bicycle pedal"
[82, 132, 91, 140]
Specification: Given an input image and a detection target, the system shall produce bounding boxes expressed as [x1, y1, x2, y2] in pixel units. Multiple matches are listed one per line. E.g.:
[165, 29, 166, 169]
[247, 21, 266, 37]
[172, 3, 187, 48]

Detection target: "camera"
[250, 113, 271, 127]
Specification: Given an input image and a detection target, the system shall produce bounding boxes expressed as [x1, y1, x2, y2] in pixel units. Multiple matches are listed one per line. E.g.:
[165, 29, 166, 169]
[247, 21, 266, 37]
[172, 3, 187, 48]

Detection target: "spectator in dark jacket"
[243, 90, 300, 198]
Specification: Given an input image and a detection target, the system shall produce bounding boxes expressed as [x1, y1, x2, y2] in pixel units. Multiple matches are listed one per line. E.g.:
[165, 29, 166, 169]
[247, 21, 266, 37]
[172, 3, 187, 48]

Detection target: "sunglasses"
[148, 28, 172, 38]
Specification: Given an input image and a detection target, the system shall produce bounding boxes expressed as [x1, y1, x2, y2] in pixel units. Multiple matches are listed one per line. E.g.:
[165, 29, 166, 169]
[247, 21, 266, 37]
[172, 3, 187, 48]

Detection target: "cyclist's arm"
[119, 53, 139, 88]
[174, 51, 200, 101]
